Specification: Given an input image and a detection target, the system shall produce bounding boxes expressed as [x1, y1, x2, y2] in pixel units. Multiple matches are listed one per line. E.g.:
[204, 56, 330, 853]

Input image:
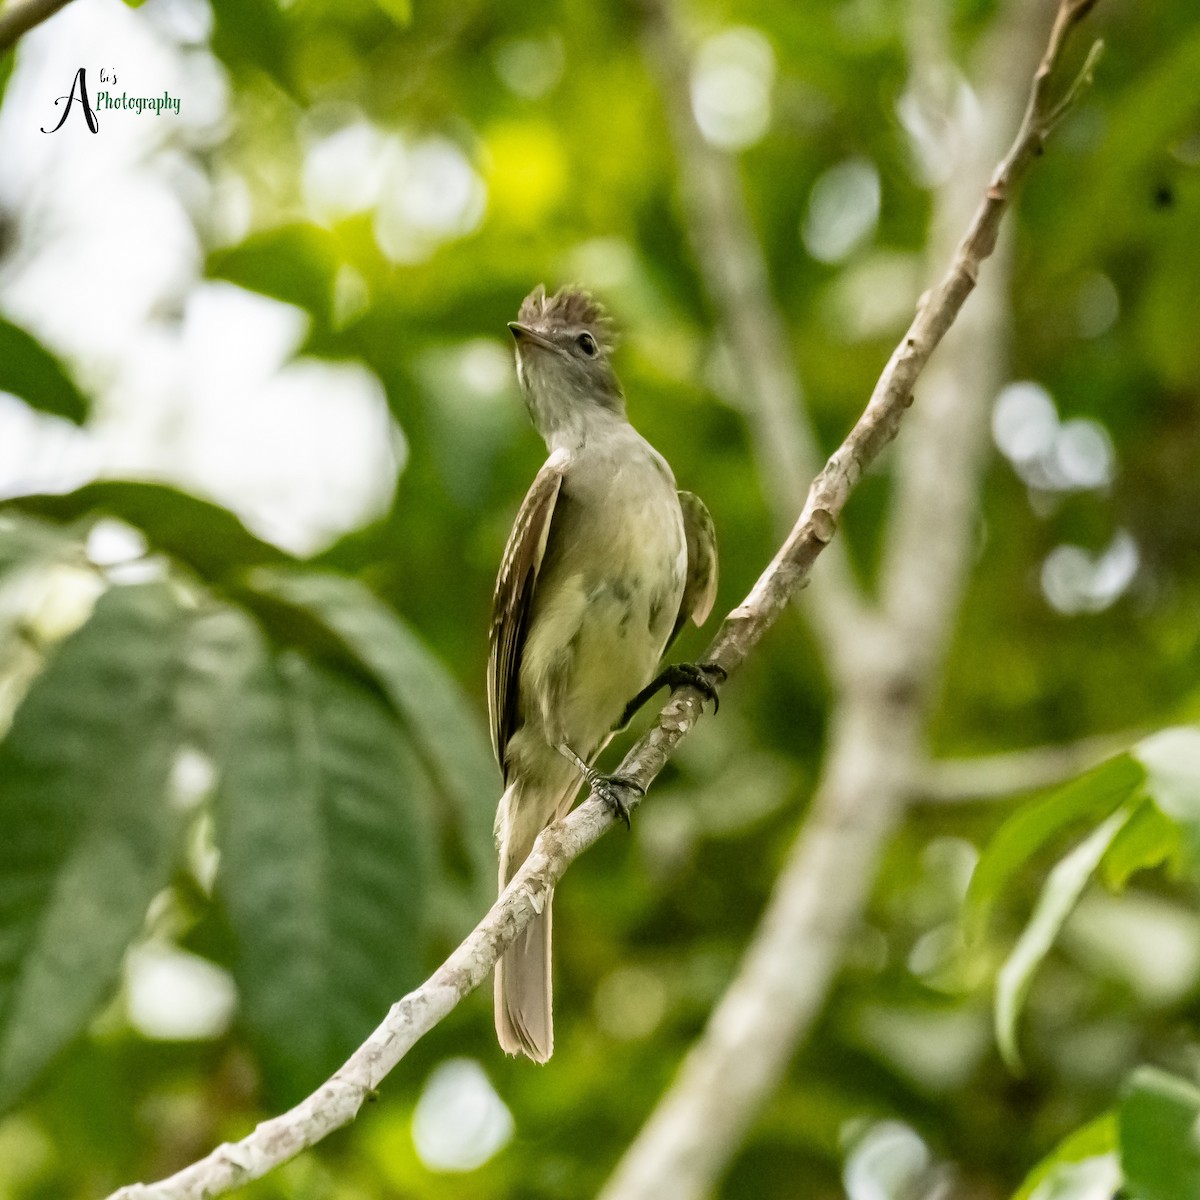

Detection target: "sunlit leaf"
[1119, 1067, 1200, 1200]
[204, 610, 435, 1100]
[374, 0, 411, 25]
[0, 50, 14, 110]
[995, 803, 1136, 1072]
[963, 754, 1145, 946]
[240, 567, 497, 902]
[0, 316, 88, 425]
[1099, 797, 1185, 890]
[0, 584, 188, 1110]
[6, 481, 289, 582]
[1136, 726, 1200, 863]
[1011, 1112, 1117, 1200]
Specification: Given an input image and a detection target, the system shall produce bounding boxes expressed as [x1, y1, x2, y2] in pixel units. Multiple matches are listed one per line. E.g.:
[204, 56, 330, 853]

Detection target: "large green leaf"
[963, 753, 1145, 946]
[0, 583, 188, 1110]
[995, 803, 1136, 1073]
[208, 225, 339, 326]
[1119, 1067, 1200, 1200]
[240, 568, 497, 900]
[0, 317, 88, 425]
[203, 611, 436, 1100]
[6, 481, 288, 582]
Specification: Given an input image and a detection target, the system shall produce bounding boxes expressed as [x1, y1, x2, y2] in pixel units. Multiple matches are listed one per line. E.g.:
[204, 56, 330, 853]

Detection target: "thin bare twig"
[0, 0, 74, 52]
[637, 0, 870, 679]
[106, 3, 1102, 1197]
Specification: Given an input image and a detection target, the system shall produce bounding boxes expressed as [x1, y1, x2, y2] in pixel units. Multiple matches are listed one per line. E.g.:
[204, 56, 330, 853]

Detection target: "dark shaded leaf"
[0, 584, 188, 1110]
[241, 568, 497, 901]
[203, 610, 435, 1100]
[0, 316, 88, 425]
[208, 0, 293, 95]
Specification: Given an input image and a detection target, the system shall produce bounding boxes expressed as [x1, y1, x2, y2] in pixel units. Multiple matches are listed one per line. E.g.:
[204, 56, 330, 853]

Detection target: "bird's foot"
[586, 771, 645, 830]
[619, 661, 727, 728]
[556, 743, 645, 829]
[664, 661, 727, 713]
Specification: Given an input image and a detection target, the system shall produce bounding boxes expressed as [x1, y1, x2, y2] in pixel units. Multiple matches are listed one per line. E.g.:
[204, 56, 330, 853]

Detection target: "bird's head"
[508, 284, 625, 441]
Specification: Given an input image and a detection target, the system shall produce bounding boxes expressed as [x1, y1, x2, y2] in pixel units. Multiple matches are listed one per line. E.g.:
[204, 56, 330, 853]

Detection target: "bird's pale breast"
[519, 435, 686, 757]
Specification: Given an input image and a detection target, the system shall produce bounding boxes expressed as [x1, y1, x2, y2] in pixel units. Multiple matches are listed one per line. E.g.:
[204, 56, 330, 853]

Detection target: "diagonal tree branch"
[599, 1, 1099, 1197]
[636, 0, 870, 680]
[106, 3, 1102, 1196]
[0, 0, 75, 52]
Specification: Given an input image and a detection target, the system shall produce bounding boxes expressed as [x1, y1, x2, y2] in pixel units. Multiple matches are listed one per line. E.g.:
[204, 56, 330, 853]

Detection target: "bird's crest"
[518, 284, 618, 350]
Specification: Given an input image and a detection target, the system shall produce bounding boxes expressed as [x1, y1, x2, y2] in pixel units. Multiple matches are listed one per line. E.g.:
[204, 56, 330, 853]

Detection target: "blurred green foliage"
[1, 0, 1199, 1198]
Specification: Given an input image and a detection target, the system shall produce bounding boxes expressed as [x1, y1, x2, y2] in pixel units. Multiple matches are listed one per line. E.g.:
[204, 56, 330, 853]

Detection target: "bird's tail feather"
[494, 775, 574, 1062]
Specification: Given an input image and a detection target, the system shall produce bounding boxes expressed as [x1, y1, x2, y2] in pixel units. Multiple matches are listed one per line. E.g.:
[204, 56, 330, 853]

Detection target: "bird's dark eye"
[577, 332, 597, 356]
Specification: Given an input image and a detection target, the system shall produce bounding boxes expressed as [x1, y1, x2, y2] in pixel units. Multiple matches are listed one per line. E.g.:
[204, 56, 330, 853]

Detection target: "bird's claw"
[668, 661, 726, 713]
[589, 774, 645, 830]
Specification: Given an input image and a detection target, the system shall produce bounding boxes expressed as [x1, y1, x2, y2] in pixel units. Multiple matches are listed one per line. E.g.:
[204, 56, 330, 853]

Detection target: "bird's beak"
[508, 322, 557, 352]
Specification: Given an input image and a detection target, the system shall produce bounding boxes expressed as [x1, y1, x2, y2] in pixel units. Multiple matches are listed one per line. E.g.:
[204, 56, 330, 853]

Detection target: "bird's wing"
[488, 447, 570, 776]
[668, 490, 719, 650]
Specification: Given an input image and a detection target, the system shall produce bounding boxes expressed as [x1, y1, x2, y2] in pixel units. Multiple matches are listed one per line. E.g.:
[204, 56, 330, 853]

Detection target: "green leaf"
[1136, 726, 1200, 864]
[0, 51, 15, 110]
[963, 753, 1145, 946]
[204, 611, 435, 1100]
[1119, 1067, 1200, 1200]
[0, 317, 88, 425]
[5, 481, 288, 582]
[1099, 797, 1185, 890]
[374, 0, 412, 24]
[240, 568, 498, 902]
[1011, 1112, 1118, 1200]
[208, 0, 293, 95]
[0, 583, 188, 1110]
[208, 225, 340, 326]
[995, 803, 1136, 1073]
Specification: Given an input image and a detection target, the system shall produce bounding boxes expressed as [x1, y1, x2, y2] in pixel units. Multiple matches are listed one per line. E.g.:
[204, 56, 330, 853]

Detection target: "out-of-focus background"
[0, 0, 1198, 1196]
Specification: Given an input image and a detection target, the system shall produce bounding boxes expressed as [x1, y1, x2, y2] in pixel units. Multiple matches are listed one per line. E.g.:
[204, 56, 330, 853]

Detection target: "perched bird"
[489, 284, 720, 1062]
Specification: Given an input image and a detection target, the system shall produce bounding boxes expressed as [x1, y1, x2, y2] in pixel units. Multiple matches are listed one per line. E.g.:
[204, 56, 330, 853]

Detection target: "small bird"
[489, 284, 720, 1062]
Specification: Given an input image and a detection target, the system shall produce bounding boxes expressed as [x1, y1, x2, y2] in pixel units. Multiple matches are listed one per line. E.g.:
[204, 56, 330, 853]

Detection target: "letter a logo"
[41, 67, 99, 134]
